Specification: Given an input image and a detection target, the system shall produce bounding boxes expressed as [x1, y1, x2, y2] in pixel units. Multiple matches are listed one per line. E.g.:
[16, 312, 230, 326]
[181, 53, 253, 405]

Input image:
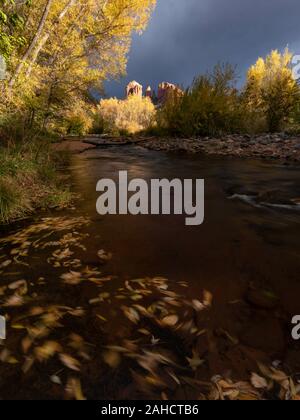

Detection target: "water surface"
[0, 146, 300, 400]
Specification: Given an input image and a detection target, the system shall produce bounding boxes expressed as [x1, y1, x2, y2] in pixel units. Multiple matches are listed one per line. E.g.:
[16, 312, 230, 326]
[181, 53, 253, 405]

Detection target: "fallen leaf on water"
[145, 374, 167, 388]
[11, 323, 26, 330]
[217, 328, 239, 345]
[212, 376, 262, 401]
[61, 271, 82, 285]
[130, 294, 143, 302]
[69, 334, 85, 350]
[97, 250, 113, 262]
[151, 336, 160, 346]
[0, 349, 19, 364]
[29, 307, 45, 316]
[161, 315, 179, 327]
[161, 392, 168, 400]
[22, 357, 34, 373]
[191, 299, 205, 312]
[105, 345, 129, 354]
[203, 290, 213, 307]
[68, 308, 85, 317]
[22, 336, 33, 354]
[257, 362, 289, 389]
[7, 357, 19, 364]
[53, 248, 74, 261]
[187, 350, 205, 371]
[96, 314, 107, 322]
[89, 298, 101, 305]
[0, 260, 12, 269]
[0, 286, 7, 296]
[166, 369, 181, 385]
[4, 294, 24, 307]
[8, 280, 27, 290]
[35, 341, 62, 362]
[137, 350, 174, 374]
[133, 304, 152, 318]
[50, 375, 62, 385]
[99, 292, 110, 301]
[122, 306, 140, 324]
[103, 350, 121, 369]
[59, 354, 81, 372]
[251, 372, 268, 389]
[27, 325, 50, 340]
[138, 328, 151, 336]
[66, 377, 86, 401]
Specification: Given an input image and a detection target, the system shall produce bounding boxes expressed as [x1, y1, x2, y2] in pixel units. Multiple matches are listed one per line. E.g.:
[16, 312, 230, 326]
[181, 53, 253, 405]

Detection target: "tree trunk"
[9, 0, 54, 89]
[25, 0, 78, 78]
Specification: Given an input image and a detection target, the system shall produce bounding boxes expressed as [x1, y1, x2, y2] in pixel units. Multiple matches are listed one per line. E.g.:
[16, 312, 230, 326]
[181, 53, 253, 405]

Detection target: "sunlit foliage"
[157, 64, 244, 137]
[244, 49, 299, 132]
[99, 95, 156, 134]
[0, 0, 29, 60]
[155, 51, 300, 137]
[0, 0, 156, 138]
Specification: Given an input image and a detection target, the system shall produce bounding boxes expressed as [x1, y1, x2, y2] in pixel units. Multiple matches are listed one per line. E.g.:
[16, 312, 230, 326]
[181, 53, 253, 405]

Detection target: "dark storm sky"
[105, 0, 300, 98]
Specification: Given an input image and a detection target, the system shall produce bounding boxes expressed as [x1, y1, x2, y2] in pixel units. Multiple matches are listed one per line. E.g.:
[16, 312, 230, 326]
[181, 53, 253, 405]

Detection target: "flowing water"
[0, 145, 300, 400]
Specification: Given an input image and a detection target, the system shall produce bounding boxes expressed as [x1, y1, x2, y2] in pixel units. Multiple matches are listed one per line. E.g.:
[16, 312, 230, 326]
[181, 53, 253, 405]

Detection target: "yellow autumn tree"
[99, 96, 156, 134]
[245, 49, 299, 132]
[1, 0, 156, 137]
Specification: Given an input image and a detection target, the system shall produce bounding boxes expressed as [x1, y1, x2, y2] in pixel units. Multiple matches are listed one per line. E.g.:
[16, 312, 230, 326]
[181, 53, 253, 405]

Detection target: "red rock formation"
[126, 81, 143, 98]
[157, 82, 183, 105]
[125, 80, 182, 105]
[145, 86, 152, 99]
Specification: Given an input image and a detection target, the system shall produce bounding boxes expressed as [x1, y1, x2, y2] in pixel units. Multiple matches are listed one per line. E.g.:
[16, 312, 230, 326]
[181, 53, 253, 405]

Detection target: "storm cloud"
[105, 0, 300, 97]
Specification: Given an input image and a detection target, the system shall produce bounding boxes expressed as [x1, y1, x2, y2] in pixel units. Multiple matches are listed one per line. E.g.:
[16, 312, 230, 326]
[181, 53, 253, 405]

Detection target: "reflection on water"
[70, 146, 300, 309]
[0, 146, 300, 400]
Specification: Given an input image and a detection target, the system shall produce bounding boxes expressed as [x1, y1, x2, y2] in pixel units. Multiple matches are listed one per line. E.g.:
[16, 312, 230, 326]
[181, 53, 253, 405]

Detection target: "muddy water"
[0, 145, 300, 400]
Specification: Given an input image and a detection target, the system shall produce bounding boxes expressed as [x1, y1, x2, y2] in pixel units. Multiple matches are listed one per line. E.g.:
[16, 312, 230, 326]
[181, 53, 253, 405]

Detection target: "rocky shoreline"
[56, 134, 300, 164]
[140, 134, 300, 163]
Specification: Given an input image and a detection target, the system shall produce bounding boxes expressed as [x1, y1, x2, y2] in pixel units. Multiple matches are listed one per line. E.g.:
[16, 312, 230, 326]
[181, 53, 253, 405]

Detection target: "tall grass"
[0, 139, 72, 224]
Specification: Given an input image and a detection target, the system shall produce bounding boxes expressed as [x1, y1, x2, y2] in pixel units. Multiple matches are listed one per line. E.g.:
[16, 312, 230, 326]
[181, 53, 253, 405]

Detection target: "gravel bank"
[141, 134, 300, 163]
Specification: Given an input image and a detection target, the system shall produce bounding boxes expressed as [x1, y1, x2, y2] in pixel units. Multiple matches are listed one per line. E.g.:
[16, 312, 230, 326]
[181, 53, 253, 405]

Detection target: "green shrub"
[157, 64, 244, 137]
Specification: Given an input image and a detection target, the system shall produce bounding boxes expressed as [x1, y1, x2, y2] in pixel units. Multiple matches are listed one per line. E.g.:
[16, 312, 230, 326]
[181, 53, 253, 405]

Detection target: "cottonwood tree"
[245, 49, 299, 132]
[2, 0, 156, 133]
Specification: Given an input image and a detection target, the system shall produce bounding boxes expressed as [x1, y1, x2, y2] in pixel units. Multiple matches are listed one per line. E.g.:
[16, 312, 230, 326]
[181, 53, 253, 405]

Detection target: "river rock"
[141, 134, 300, 163]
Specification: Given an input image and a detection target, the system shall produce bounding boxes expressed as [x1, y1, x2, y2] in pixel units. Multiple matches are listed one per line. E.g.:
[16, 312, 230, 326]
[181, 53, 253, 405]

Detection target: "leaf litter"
[0, 216, 298, 400]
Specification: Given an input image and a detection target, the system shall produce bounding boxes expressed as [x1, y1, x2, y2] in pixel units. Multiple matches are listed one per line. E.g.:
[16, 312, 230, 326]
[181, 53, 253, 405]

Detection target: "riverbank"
[140, 134, 300, 163]
[53, 137, 97, 154]
[58, 133, 300, 164]
[0, 141, 73, 225]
